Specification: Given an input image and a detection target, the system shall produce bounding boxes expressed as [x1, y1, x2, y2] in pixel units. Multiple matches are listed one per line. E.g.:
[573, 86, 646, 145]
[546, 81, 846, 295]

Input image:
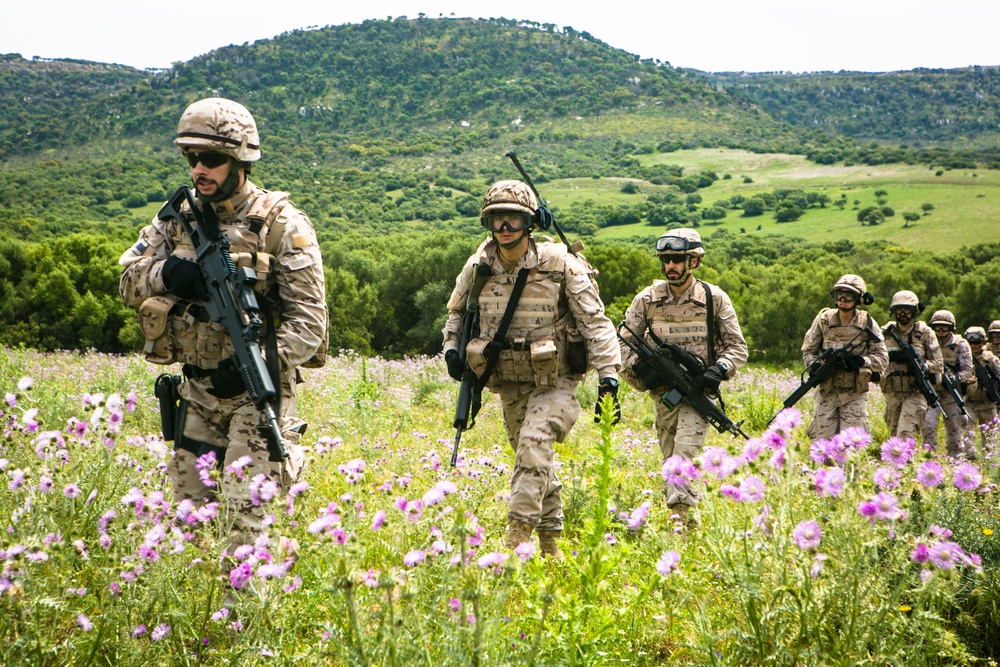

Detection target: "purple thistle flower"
[814, 467, 846, 498]
[929, 541, 965, 570]
[880, 437, 915, 467]
[63, 484, 80, 499]
[229, 562, 253, 589]
[873, 466, 902, 491]
[739, 475, 767, 502]
[656, 550, 681, 576]
[915, 461, 945, 488]
[132, 624, 147, 638]
[477, 552, 509, 569]
[515, 541, 537, 561]
[698, 447, 729, 478]
[770, 407, 803, 432]
[856, 501, 877, 519]
[77, 614, 93, 631]
[720, 484, 742, 501]
[870, 491, 902, 521]
[742, 438, 765, 463]
[928, 524, 953, 539]
[403, 550, 426, 567]
[809, 439, 833, 465]
[952, 462, 982, 492]
[151, 624, 170, 641]
[627, 501, 652, 530]
[836, 426, 872, 450]
[911, 543, 930, 563]
[371, 510, 387, 531]
[810, 553, 828, 578]
[792, 520, 823, 551]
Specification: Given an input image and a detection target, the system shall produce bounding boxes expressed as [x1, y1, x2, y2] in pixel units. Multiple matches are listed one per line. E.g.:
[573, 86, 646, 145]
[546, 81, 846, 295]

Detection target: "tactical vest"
[465, 245, 571, 388]
[645, 281, 711, 364]
[815, 309, 874, 391]
[882, 321, 933, 394]
[968, 352, 999, 403]
[139, 190, 300, 369]
[939, 339, 960, 371]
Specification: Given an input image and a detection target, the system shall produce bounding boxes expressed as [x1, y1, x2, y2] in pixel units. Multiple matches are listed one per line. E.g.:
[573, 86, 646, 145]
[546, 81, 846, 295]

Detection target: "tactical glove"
[162, 256, 205, 300]
[699, 363, 727, 394]
[206, 358, 248, 399]
[445, 350, 465, 382]
[594, 377, 621, 425]
[839, 355, 866, 371]
[888, 349, 907, 363]
[632, 359, 663, 391]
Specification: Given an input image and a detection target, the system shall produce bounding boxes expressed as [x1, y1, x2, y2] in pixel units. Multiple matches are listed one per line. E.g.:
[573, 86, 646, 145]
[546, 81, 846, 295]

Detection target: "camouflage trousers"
[922, 395, 970, 458]
[497, 375, 581, 532]
[807, 388, 869, 442]
[654, 400, 709, 509]
[168, 373, 305, 548]
[883, 391, 927, 442]
[964, 400, 998, 449]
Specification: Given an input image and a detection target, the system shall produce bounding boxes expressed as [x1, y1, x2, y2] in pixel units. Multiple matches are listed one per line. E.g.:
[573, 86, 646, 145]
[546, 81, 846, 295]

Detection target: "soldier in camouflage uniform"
[880, 291, 943, 442]
[963, 326, 1000, 448]
[442, 181, 621, 557]
[989, 320, 1000, 355]
[922, 310, 974, 457]
[801, 275, 888, 441]
[119, 98, 328, 548]
[619, 229, 747, 525]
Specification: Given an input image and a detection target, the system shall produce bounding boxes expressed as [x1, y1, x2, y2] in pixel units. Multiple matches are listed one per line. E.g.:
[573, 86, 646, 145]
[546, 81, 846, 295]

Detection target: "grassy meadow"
[542, 149, 1000, 251]
[1, 347, 999, 665]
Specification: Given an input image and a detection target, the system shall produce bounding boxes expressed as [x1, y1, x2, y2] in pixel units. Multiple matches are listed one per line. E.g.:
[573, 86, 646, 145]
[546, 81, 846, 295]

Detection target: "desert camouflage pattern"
[120, 178, 326, 544]
[175, 97, 261, 163]
[801, 308, 888, 440]
[618, 278, 747, 509]
[657, 228, 705, 257]
[832, 274, 867, 296]
[965, 348, 1000, 447]
[442, 237, 619, 531]
[923, 333, 974, 457]
[881, 320, 943, 439]
[481, 180, 538, 217]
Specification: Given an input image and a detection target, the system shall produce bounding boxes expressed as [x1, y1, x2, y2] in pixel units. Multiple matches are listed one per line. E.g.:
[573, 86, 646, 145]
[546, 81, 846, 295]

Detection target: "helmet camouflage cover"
[656, 228, 705, 257]
[832, 274, 866, 297]
[481, 180, 537, 218]
[175, 97, 261, 163]
[889, 290, 920, 311]
[989, 320, 1000, 335]
[964, 326, 987, 342]
[929, 310, 956, 330]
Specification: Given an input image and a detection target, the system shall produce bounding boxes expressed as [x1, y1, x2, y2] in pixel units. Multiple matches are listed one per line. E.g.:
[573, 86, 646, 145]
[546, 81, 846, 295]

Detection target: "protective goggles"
[967, 336, 986, 343]
[184, 151, 230, 169]
[833, 290, 858, 302]
[655, 235, 702, 253]
[484, 214, 531, 233]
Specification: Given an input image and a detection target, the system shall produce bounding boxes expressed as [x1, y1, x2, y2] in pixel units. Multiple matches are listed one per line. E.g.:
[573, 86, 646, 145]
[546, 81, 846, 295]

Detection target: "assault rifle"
[940, 368, 969, 418]
[885, 324, 939, 410]
[159, 186, 288, 462]
[973, 358, 1000, 406]
[767, 325, 877, 427]
[617, 320, 748, 440]
[451, 263, 493, 467]
[505, 150, 580, 256]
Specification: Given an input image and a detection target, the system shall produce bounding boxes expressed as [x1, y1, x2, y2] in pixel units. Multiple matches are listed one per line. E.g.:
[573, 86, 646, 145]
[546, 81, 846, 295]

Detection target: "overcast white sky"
[3, 1, 998, 73]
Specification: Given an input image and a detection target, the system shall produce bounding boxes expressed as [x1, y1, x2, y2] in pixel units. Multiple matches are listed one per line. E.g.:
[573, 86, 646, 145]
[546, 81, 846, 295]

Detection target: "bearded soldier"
[119, 98, 328, 548]
[618, 229, 747, 527]
[880, 291, 943, 441]
[963, 326, 1000, 449]
[922, 310, 974, 457]
[801, 275, 888, 441]
[442, 181, 620, 557]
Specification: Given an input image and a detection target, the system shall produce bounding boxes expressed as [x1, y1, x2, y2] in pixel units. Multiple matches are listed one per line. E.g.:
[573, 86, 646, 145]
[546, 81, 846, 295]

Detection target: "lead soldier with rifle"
[618, 229, 747, 528]
[119, 98, 328, 553]
[798, 275, 887, 441]
[923, 310, 974, 458]
[442, 157, 620, 558]
[961, 326, 1000, 451]
[880, 291, 943, 442]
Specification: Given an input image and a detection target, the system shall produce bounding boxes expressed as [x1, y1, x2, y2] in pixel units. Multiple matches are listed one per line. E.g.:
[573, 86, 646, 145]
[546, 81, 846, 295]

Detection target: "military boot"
[504, 520, 535, 550]
[670, 505, 698, 532]
[537, 530, 564, 560]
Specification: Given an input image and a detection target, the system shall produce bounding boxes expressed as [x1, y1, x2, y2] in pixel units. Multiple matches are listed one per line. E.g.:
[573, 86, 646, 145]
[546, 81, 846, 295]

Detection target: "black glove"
[206, 358, 247, 399]
[594, 378, 621, 425]
[699, 363, 727, 394]
[888, 349, 907, 363]
[445, 350, 465, 382]
[839, 355, 865, 371]
[162, 256, 205, 300]
[632, 360, 663, 391]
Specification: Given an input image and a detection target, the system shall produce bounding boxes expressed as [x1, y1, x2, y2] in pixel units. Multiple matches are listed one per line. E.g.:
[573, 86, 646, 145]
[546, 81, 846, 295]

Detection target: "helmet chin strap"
[496, 230, 528, 252]
[195, 161, 241, 203]
[663, 255, 692, 286]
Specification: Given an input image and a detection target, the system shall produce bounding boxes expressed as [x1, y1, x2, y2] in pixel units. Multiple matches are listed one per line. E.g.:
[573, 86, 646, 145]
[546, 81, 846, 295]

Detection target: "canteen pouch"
[530, 339, 559, 388]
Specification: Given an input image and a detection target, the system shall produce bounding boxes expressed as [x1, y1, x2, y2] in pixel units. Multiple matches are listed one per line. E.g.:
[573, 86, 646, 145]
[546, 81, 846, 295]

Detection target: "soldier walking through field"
[800, 275, 888, 441]
[880, 291, 943, 442]
[442, 180, 620, 557]
[922, 310, 974, 458]
[119, 98, 328, 552]
[961, 326, 1000, 450]
[618, 229, 747, 528]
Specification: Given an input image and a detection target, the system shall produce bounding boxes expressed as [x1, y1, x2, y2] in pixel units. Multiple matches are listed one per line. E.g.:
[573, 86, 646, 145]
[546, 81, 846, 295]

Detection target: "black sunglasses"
[184, 151, 230, 169]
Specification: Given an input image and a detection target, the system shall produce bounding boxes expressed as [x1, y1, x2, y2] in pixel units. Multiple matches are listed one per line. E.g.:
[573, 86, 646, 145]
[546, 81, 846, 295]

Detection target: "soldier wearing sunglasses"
[119, 98, 328, 556]
[618, 229, 747, 528]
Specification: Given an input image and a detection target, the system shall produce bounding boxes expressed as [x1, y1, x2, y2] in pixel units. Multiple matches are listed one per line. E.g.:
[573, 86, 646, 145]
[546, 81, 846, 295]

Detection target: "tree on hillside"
[921, 203, 936, 215]
[902, 211, 921, 228]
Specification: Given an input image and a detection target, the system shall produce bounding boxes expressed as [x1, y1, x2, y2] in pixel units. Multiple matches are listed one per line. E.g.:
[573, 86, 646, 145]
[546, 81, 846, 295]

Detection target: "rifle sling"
[474, 267, 530, 396]
[260, 298, 282, 422]
[700, 280, 715, 366]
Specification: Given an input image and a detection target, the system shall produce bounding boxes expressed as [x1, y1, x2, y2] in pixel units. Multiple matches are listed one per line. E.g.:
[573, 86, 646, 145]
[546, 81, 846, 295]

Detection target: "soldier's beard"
[663, 260, 691, 286]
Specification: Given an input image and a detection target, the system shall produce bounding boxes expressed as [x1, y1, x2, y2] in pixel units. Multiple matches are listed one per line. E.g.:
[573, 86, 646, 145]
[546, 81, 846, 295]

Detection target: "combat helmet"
[929, 310, 956, 332]
[831, 274, 874, 305]
[889, 290, 923, 313]
[655, 228, 705, 257]
[481, 180, 537, 219]
[175, 98, 261, 163]
[988, 320, 1000, 336]
[964, 326, 987, 343]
